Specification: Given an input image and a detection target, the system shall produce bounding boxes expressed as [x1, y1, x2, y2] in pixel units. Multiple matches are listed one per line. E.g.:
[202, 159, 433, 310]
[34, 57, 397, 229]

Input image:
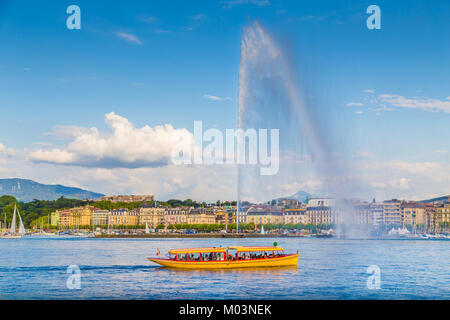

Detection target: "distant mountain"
[419, 195, 449, 204]
[0, 178, 104, 202]
[277, 189, 313, 203]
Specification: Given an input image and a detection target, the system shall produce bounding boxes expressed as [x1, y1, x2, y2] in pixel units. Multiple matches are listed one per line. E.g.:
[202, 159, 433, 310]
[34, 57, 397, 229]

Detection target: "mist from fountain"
[237, 22, 370, 238]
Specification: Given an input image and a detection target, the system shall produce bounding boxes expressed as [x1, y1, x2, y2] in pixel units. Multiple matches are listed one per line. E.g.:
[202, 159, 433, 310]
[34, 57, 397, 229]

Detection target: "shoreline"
[94, 233, 309, 238]
[93, 234, 449, 240]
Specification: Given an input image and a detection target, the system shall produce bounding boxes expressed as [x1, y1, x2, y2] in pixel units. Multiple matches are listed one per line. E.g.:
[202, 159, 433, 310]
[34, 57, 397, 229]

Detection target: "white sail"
[17, 207, 26, 235]
[145, 222, 149, 234]
[261, 225, 265, 235]
[10, 204, 17, 234]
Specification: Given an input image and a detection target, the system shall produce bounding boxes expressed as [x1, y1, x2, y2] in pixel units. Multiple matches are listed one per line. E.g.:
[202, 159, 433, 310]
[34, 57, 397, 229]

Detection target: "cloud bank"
[30, 112, 193, 169]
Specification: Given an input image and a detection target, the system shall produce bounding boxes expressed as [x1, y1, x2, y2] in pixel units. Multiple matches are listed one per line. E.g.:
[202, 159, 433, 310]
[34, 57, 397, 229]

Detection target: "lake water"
[0, 237, 449, 299]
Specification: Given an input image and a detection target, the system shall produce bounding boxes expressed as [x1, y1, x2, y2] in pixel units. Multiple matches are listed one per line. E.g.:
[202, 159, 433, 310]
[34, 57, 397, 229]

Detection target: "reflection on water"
[158, 266, 300, 275]
[0, 237, 449, 299]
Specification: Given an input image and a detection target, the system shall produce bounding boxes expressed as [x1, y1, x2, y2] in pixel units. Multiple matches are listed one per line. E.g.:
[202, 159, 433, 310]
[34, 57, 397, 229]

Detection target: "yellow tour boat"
[148, 246, 299, 269]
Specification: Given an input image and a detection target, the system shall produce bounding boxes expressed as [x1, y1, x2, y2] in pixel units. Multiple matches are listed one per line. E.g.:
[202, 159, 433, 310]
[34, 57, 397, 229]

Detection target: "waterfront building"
[50, 210, 60, 226]
[92, 210, 110, 226]
[370, 202, 384, 227]
[70, 206, 94, 226]
[307, 198, 335, 208]
[108, 209, 139, 226]
[165, 207, 189, 225]
[59, 210, 71, 227]
[187, 208, 216, 224]
[139, 205, 165, 228]
[353, 203, 372, 225]
[215, 207, 236, 225]
[245, 206, 283, 225]
[401, 202, 426, 231]
[55, 207, 93, 227]
[307, 206, 333, 225]
[306, 199, 335, 225]
[424, 204, 438, 233]
[282, 208, 309, 224]
[100, 194, 154, 203]
[383, 199, 402, 227]
[435, 204, 450, 233]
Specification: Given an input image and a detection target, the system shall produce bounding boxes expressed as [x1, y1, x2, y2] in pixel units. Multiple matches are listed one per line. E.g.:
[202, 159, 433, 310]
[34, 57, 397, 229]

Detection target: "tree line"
[0, 195, 239, 228]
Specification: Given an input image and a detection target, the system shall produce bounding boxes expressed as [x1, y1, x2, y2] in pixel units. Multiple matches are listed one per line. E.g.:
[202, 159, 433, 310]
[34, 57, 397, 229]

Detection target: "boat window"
[190, 253, 201, 261]
[237, 252, 250, 260]
[178, 253, 188, 261]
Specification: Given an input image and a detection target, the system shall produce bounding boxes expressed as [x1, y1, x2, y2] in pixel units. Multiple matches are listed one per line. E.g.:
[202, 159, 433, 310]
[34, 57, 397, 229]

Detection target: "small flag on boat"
[156, 248, 160, 256]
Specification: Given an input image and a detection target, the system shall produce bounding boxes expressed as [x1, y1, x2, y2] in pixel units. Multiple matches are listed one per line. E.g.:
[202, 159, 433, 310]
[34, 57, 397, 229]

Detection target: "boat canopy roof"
[227, 246, 284, 252]
[169, 247, 226, 254]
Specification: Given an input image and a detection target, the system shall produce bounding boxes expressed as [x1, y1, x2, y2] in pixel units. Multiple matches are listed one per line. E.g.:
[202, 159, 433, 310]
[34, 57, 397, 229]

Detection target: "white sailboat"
[2, 204, 26, 239]
[145, 222, 150, 234]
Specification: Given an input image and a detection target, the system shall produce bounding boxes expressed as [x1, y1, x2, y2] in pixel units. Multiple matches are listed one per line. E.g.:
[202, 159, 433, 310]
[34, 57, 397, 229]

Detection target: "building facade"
[383, 200, 402, 227]
[139, 206, 165, 228]
[92, 210, 110, 226]
[108, 209, 139, 226]
[283, 208, 309, 224]
[245, 206, 283, 225]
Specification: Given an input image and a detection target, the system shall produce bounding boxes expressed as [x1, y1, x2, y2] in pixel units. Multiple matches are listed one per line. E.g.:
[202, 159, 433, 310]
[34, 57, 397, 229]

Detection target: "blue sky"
[0, 0, 449, 201]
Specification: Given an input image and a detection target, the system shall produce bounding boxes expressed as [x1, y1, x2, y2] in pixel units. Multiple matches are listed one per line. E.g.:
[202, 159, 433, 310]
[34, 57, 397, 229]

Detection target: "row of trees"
[0, 195, 150, 228]
[0, 195, 88, 228]
[0, 195, 240, 229]
[157, 199, 237, 208]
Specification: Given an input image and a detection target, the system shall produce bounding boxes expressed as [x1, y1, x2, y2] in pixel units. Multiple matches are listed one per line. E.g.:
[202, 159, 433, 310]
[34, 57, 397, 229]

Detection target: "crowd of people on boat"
[236, 251, 285, 260]
[174, 251, 285, 262]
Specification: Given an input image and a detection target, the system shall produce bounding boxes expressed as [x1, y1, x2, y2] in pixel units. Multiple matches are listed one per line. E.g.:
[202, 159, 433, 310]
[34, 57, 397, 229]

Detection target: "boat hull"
[148, 253, 299, 269]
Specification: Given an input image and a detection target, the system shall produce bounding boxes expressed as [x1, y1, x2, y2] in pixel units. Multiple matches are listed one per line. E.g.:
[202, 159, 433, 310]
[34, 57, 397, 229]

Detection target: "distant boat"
[145, 222, 150, 234]
[260, 225, 265, 235]
[1, 204, 26, 239]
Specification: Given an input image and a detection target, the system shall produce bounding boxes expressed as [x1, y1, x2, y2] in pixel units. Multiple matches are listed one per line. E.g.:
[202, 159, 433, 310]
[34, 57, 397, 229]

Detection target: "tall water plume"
[237, 22, 366, 238]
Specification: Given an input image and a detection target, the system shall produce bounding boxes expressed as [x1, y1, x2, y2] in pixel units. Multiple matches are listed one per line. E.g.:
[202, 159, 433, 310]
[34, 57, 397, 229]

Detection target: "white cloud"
[0, 143, 18, 157]
[222, 0, 270, 8]
[1, 138, 449, 202]
[378, 94, 450, 113]
[140, 16, 158, 24]
[190, 13, 207, 21]
[357, 159, 450, 200]
[115, 32, 142, 44]
[203, 94, 232, 101]
[153, 29, 172, 34]
[44, 125, 93, 140]
[347, 102, 363, 107]
[368, 106, 393, 113]
[355, 111, 363, 114]
[30, 112, 194, 169]
[364, 89, 375, 93]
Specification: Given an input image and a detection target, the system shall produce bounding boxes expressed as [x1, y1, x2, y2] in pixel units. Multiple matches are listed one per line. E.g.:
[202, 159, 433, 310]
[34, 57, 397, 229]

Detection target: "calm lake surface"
[0, 237, 449, 299]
